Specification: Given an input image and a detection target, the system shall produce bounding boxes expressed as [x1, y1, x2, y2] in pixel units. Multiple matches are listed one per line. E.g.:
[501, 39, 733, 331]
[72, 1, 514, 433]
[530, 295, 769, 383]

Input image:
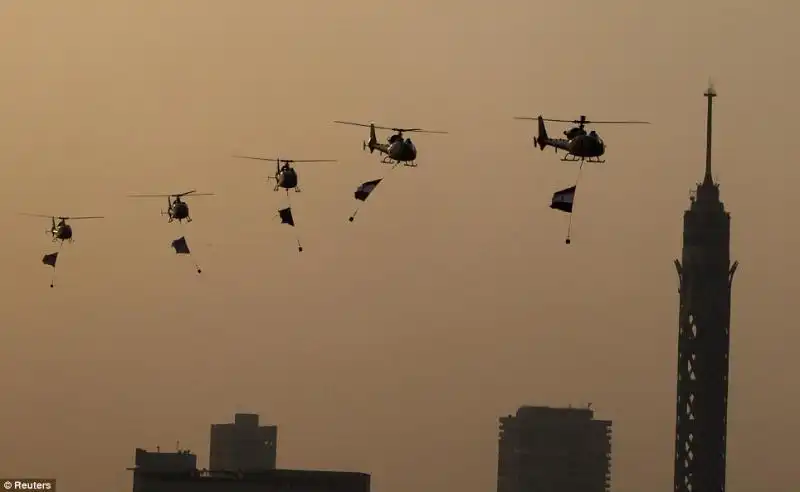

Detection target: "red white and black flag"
[550, 186, 575, 213]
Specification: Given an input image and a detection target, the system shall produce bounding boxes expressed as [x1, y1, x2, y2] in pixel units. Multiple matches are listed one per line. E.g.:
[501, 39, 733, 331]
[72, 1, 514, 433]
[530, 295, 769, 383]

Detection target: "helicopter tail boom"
[534, 116, 548, 150]
[364, 123, 377, 153]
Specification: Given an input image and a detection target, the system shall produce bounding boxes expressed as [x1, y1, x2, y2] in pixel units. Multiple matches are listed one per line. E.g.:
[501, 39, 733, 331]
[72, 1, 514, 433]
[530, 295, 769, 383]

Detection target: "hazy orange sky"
[0, 1, 798, 491]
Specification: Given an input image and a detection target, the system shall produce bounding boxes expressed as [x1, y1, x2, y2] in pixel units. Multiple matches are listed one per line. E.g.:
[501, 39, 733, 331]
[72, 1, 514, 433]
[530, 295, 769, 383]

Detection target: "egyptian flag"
[550, 186, 575, 213]
[171, 236, 191, 254]
[354, 179, 382, 201]
[42, 252, 58, 267]
[278, 207, 295, 226]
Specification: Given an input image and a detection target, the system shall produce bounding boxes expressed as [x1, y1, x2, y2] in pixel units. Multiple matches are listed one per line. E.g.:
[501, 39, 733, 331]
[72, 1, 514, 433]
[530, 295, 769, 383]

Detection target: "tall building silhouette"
[496, 405, 611, 492]
[673, 85, 738, 492]
[209, 413, 277, 471]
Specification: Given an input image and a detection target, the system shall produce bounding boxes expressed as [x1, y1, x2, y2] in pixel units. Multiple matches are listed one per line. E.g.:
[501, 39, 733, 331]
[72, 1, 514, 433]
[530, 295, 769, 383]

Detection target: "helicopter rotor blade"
[396, 128, 448, 134]
[536, 116, 651, 125]
[173, 190, 214, 197]
[59, 216, 104, 220]
[542, 118, 580, 123]
[334, 120, 447, 134]
[334, 120, 377, 129]
[19, 212, 56, 219]
[233, 155, 337, 163]
[232, 155, 278, 162]
[581, 120, 651, 125]
[334, 120, 397, 132]
[128, 190, 211, 198]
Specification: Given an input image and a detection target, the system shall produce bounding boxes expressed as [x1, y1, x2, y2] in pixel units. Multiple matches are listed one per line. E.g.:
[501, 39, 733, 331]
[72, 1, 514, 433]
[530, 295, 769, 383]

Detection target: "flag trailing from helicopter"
[276, 206, 303, 252]
[171, 236, 202, 273]
[42, 252, 58, 267]
[550, 186, 575, 213]
[355, 179, 382, 201]
[550, 185, 578, 245]
[349, 178, 386, 222]
[42, 251, 59, 288]
[278, 207, 295, 226]
[172, 236, 191, 254]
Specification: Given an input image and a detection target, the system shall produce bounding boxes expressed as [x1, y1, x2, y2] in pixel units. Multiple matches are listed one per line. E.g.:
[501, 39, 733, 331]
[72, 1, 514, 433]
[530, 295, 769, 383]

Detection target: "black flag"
[42, 252, 58, 267]
[171, 236, 191, 254]
[355, 179, 382, 201]
[349, 178, 384, 222]
[278, 207, 295, 226]
[42, 252, 59, 288]
[276, 207, 302, 251]
[171, 236, 201, 273]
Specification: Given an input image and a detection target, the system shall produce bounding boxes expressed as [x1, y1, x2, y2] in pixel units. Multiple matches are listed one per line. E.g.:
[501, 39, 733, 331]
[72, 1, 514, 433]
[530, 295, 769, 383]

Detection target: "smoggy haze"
[0, 1, 797, 492]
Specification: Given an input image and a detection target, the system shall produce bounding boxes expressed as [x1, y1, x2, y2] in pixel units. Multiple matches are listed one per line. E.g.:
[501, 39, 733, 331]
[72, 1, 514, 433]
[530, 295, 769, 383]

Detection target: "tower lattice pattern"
[673, 85, 738, 492]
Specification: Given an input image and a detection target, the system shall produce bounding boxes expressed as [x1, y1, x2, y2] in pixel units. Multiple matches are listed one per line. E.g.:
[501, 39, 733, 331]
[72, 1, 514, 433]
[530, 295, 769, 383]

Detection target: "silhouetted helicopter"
[232, 156, 336, 192]
[20, 214, 104, 243]
[513, 115, 650, 163]
[128, 190, 214, 223]
[333, 121, 447, 166]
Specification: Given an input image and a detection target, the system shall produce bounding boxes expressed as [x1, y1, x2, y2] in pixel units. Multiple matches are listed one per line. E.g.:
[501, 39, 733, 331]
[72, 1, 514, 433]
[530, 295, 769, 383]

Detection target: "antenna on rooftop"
[703, 79, 717, 184]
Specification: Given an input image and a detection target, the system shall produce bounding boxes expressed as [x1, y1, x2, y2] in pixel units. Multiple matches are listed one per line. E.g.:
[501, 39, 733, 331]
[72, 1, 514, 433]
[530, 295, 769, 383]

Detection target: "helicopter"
[513, 115, 650, 163]
[333, 121, 447, 166]
[232, 156, 336, 192]
[127, 190, 214, 223]
[20, 214, 104, 243]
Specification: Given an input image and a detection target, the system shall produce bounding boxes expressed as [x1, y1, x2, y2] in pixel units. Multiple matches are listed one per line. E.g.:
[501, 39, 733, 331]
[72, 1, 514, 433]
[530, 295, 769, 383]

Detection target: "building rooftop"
[133, 469, 369, 480]
[131, 448, 369, 487]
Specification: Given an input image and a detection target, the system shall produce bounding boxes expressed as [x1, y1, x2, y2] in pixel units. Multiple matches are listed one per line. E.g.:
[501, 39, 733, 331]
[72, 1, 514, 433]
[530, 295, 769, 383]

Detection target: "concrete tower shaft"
[673, 84, 738, 492]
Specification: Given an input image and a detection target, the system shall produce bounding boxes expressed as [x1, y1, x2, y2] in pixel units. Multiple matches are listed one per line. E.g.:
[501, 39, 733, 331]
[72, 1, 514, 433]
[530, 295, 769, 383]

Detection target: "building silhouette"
[673, 85, 738, 492]
[496, 405, 611, 492]
[130, 448, 369, 492]
[210, 413, 277, 471]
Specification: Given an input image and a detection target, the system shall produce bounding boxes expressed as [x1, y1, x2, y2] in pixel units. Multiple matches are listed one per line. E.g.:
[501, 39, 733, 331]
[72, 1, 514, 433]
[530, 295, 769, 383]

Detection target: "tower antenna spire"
[704, 81, 717, 184]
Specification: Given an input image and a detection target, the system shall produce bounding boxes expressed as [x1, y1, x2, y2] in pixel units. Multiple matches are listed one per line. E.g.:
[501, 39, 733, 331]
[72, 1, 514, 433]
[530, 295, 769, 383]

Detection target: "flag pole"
[565, 163, 586, 245]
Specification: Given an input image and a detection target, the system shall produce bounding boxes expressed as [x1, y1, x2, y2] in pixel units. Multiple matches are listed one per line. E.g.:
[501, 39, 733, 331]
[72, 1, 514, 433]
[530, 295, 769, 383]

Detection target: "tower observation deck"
[673, 85, 738, 492]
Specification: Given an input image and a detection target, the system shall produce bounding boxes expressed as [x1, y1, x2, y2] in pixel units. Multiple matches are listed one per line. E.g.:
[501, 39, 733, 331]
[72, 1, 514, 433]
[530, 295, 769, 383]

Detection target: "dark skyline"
[0, 3, 795, 492]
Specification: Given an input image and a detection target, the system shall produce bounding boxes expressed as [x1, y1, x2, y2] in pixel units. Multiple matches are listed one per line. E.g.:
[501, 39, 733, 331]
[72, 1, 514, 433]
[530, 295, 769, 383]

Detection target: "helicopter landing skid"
[403, 161, 418, 168]
[561, 155, 605, 164]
